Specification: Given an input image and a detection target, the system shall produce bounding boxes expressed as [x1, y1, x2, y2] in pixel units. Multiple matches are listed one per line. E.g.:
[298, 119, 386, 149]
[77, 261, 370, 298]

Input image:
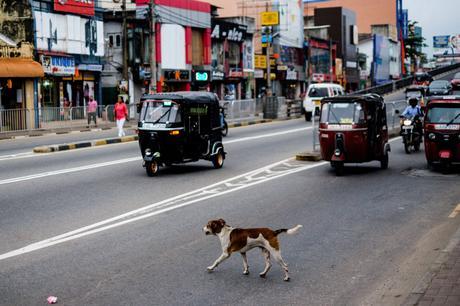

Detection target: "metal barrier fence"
[353, 62, 460, 96]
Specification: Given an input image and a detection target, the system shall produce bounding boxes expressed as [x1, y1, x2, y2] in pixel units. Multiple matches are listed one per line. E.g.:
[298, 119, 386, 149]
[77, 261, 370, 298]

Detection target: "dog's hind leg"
[259, 248, 271, 278]
[241, 252, 249, 275]
[269, 249, 289, 281]
[207, 252, 230, 272]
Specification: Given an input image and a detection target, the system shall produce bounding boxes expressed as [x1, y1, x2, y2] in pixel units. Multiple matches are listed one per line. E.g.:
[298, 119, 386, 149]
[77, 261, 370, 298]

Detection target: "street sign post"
[261, 11, 279, 26]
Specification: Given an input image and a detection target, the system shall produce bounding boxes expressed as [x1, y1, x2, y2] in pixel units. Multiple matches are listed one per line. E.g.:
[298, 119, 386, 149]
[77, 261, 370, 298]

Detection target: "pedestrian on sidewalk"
[114, 96, 128, 137]
[63, 97, 71, 120]
[87, 96, 98, 127]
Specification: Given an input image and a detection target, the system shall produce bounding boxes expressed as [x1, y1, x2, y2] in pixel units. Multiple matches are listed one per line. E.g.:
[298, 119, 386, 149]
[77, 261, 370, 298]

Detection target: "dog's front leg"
[207, 252, 230, 272]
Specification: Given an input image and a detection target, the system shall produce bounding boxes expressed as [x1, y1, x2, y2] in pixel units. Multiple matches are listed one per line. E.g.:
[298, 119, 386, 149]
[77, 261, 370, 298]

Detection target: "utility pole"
[122, 0, 128, 82]
[149, 0, 157, 93]
[265, 26, 272, 97]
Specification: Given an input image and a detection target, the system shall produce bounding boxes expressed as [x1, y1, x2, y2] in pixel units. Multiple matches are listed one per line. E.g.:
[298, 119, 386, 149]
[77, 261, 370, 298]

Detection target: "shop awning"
[0, 58, 44, 78]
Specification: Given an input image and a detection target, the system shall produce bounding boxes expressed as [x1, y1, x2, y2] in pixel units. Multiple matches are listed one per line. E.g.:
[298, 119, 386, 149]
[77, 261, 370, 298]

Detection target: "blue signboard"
[402, 9, 408, 40]
[433, 35, 450, 48]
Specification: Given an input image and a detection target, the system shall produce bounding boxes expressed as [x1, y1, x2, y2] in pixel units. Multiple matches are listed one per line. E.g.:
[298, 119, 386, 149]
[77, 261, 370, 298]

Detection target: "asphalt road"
[1, 113, 460, 305]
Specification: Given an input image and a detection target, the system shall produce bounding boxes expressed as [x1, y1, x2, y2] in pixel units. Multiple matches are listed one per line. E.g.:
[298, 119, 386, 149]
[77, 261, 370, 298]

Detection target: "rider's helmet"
[408, 97, 418, 107]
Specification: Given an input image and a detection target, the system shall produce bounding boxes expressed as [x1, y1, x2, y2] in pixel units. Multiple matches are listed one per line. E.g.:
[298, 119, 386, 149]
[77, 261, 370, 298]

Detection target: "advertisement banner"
[373, 34, 390, 85]
[433, 34, 460, 56]
[54, 0, 94, 16]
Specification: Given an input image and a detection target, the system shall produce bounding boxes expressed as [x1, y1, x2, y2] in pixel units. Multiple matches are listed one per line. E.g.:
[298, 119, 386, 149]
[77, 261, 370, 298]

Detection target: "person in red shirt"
[114, 96, 128, 137]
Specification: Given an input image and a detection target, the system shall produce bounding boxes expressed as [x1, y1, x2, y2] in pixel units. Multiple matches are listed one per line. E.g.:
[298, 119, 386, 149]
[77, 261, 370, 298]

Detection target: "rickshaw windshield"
[321, 102, 364, 125]
[141, 100, 181, 123]
[406, 91, 422, 98]
[426, 105, 460, 124]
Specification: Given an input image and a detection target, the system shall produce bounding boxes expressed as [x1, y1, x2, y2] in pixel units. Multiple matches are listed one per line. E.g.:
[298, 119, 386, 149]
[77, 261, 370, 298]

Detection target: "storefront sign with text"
[54, 0, 94, 16]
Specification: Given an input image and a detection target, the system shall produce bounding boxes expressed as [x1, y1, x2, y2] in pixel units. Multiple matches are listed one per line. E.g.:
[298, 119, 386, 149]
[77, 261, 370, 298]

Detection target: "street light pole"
[149, 0, 157, 93]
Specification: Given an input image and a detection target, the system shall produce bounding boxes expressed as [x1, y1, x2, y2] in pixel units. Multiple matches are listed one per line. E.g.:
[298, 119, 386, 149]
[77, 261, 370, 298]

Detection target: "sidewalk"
[404, 227, 460, 306]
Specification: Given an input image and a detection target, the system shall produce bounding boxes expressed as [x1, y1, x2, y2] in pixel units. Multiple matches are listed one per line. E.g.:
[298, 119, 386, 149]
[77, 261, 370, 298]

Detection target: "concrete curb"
[227, 118, 273, 128]
[33, 135, 139, 153]
[403, 226, 460, 306]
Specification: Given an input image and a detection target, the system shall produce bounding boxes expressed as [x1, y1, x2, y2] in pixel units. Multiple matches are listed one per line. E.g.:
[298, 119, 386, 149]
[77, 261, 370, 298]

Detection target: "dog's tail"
[274, 225, 303, 236]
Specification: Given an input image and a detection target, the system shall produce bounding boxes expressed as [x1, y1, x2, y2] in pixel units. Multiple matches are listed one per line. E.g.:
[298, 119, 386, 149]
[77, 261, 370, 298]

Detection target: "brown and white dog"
[203, 219, 302, 281]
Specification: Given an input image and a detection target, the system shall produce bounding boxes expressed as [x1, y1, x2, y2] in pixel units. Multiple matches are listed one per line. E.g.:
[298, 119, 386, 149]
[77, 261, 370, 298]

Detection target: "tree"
[404, 21, 427, 72]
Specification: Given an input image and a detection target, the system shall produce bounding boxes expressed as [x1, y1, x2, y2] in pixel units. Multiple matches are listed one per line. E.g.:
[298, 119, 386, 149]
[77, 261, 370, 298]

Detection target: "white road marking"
[0, 157, 141, 186]
[448, 204, 460, 218]
[225, 126, 311, 144]
[0, 158, 327, 261]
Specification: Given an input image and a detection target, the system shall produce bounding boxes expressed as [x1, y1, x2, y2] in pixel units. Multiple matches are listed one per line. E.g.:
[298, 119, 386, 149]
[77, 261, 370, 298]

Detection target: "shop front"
[0, 43, 44, 131]
[161, 69, 191, 92]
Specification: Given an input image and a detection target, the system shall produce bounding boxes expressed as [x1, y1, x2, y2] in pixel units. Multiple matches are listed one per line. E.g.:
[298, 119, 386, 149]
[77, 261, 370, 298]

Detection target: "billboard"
[433, 35, 460, 56]
[276, 0, 304, 48]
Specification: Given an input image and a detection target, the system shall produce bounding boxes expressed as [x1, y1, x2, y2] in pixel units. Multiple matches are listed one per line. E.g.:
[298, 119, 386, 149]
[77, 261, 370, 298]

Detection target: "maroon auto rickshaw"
[319, 94, 391, 175]
[424, 96, 460, 169]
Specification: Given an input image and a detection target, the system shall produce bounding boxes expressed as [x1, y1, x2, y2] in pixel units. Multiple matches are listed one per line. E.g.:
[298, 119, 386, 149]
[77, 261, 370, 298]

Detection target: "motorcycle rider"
[401, 97, 423, 136]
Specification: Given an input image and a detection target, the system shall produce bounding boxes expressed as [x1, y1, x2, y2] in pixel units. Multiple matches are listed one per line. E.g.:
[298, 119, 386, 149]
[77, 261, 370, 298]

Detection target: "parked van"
[303, 83, 345, 121]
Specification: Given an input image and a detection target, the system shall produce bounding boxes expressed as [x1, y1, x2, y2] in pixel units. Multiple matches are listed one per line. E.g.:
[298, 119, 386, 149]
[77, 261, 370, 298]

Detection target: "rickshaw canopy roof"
[140, 92, 220, 106]
[322, 94, 385, 109]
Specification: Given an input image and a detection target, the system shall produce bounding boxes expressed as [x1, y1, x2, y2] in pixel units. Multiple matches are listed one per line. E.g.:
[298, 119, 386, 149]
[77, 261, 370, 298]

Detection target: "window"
[116, 35, 121, 48]
[108, 35, 113, 47]
[192, 29, 203, 65]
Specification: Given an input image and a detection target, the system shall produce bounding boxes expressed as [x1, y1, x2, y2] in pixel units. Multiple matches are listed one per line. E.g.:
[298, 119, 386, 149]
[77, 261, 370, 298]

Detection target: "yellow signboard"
[254, 55, 266, 69]
[261, 11, 279, 26]
[254, 55, 276, 69]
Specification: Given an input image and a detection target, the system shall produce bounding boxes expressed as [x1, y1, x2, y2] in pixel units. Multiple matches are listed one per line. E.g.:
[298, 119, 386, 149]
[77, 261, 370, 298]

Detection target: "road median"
[33, 135, 139, 153]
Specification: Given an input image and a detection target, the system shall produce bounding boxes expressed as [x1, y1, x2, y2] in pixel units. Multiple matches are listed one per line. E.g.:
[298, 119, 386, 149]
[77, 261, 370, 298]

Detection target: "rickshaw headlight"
[334, 149, 341, 156]
[428, 133, 436, 140]
[403, 120, 412, 126]
[145, 148, 152, 156]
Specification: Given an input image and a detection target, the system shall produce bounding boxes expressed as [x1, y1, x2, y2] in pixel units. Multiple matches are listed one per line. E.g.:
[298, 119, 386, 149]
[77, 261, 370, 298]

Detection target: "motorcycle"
[400, 115, 422, 154]
[220, 101, 229, 137]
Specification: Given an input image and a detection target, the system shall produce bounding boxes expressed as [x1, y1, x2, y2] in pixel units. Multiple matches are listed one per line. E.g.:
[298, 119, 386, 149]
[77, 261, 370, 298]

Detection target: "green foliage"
[404, 21, 427, 59]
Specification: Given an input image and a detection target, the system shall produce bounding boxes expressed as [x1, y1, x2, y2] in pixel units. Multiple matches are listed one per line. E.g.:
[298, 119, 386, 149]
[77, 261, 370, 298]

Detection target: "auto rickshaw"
[413, 72, 433, 86]
[424, 96, 460, 169]
[137, 92, 226, 176]
[319, 94, 391, 175]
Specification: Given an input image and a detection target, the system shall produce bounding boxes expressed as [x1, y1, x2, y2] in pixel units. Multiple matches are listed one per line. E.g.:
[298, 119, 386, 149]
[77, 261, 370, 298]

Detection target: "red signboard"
[54, 0, 95, 16]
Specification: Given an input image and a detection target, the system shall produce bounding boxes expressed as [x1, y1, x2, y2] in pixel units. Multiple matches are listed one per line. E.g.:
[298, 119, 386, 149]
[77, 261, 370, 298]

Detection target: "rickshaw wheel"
[414, 142, 420, 152]
[212, 151, 224, 169]
[334, 162, 344, 176]
[146, 161, 159, 177]
[304, 112, 312, 122]
[404, 143, 411, 154]
[221, 122, 228, 137]
[380, 153, 389, 169]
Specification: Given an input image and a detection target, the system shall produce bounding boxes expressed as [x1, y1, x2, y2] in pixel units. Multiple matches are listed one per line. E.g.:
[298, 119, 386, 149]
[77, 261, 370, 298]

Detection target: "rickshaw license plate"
[314, 100, 321, 106]
[403, 125, 413, 129]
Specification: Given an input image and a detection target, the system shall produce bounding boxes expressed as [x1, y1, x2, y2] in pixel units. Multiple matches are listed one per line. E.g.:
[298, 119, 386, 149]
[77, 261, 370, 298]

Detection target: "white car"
[303, 83, 345, 121]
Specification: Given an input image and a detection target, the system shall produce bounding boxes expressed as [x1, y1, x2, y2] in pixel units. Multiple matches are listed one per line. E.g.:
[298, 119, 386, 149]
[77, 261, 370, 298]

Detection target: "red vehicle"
[413, 72, 433, 86]
[451, 72, 460, 89]
[319, 94, 391, 175]
[424, 96, 460, 168]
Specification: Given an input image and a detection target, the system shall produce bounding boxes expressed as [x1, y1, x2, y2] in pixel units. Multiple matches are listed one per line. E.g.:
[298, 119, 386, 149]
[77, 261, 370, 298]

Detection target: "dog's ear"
[218, 219, 226, 226]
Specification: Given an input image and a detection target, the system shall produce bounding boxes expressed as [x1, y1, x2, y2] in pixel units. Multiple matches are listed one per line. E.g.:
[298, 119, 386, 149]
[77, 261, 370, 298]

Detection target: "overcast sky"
[403, 0, 460, 58]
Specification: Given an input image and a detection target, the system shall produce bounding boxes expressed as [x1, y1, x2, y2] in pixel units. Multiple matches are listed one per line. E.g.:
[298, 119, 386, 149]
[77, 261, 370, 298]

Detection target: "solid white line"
[0, 157, 141, 186]
[0, 159, 327, 261]
[225, 126, 312, 144]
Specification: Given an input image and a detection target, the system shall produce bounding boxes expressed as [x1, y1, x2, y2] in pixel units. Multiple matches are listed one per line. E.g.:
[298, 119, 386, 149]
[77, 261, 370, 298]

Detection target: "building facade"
[314, 7, 359, 91]
[0, 0, 43, 131]
[304, 0, 397, 34]
[33, 0, 105, 109]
